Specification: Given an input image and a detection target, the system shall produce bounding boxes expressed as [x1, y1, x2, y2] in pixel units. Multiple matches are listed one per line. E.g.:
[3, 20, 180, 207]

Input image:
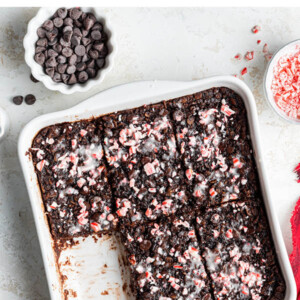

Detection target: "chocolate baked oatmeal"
[31, 120, 117, 239]
[195, 200, 285, 299]
[168, 87, 259, 209]
[119, 208, 212, 300]
[100, 103, 188, 227]
[30, 87, 285, 299]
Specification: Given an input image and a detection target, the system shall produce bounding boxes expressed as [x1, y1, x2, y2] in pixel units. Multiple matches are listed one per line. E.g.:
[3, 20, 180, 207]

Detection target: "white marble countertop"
[0, 7, 299, 300]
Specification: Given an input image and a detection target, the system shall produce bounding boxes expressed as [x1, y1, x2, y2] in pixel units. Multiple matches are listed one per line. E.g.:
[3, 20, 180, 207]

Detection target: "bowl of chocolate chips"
[24, 7, 116, 94]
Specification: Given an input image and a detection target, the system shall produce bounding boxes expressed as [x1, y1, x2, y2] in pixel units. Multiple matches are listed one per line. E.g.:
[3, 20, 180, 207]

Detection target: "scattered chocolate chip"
[25, 94, 36, 105]
[30, 74, 39, 83]
[12, 95, 23, 105]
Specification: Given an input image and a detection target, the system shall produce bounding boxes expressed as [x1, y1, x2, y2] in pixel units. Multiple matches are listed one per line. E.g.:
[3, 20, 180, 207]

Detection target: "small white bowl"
[23, 7, 116, 95]
[264, 39, 300, 124]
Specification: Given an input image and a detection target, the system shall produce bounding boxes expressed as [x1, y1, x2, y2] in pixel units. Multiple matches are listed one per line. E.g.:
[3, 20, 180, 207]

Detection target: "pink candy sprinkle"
[144, 162, 156, 176]
[271, 48, 300, 119]
[91, 222, 101, 232]
[257, 40, 261, 45]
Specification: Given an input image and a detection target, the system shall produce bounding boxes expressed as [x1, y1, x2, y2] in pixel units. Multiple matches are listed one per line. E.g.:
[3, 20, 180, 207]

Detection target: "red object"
[257, 40, 261, 44]
[290, 196, 300, 298]
[245, 51, 254, 61]
[252, 25, 261, 34]
[241, 67, 247, 76]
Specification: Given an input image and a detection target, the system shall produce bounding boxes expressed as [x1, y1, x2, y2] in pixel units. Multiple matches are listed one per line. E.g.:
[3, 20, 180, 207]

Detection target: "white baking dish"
[18, 77, 296, 300]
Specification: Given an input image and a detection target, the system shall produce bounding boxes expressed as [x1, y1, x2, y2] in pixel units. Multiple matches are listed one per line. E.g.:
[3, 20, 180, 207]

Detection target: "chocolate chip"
[68, 54, 77, 65]
[63, 17, 73, 26]
[12, 96, 23, 105]
[73, 19, 83, 28]
[68, 74, 77, 84]
[30, 74, 39, 83]
[57, 55, 67, 64]
[62, 47, 73, 57]
[37, 38, 48, 47]
[71, 35, 81, 46]
[88, 49, 98, 60]
[91, 30, 101, 41]
[48, 49, 58, 57]
[25, 94, 36, 105]
[57, 63, 67, 74]
[53, 17, 63, 28]
[73, 27, 82, 37]
[81, 54, 89, 62]
[45, 67, 55, 77]
[52, 43, 62, 53]
[46, 28, 59, 41]
[37, 27, 46, 38]
[48, 38, 58, 46]
[86, 67, 96, 78]
[42, 20, 54, 31]
[63, 31, 73, 43]
[81, 29, 89, 37]
[35, 46, 46, 53]
[34, 52, 45, 65]
[61, 74, 70, 84]
[66, 65, 76, 74]
[57, 8, 68, 19]
[52, 72, 62, 82]
[99, 46, 108, 57]
[78, 71, 88, 82]
[81, 37, 91, 46]
[93, 41, 104, 52]
[96, 58, 105, 68]
[45, 57, 57, 68]
[63, 25, 73, 33]
[86, 59, 95, 69]
[59, 37, 70, 47]
[75, 45, 86, 56]
[140, 240, 152, 251]
[76, 62, 86, 71]
[92, 22, 102, 31]
[69, 8, 82, 20]
[83, 14, 95, 30]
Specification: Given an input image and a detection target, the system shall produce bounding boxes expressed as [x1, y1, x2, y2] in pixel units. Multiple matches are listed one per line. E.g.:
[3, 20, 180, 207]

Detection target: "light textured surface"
[0, 7, 299, 300]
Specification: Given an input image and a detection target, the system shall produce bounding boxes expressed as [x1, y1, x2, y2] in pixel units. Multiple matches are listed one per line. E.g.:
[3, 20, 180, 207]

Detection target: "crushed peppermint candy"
[271, 47, 300, 119]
